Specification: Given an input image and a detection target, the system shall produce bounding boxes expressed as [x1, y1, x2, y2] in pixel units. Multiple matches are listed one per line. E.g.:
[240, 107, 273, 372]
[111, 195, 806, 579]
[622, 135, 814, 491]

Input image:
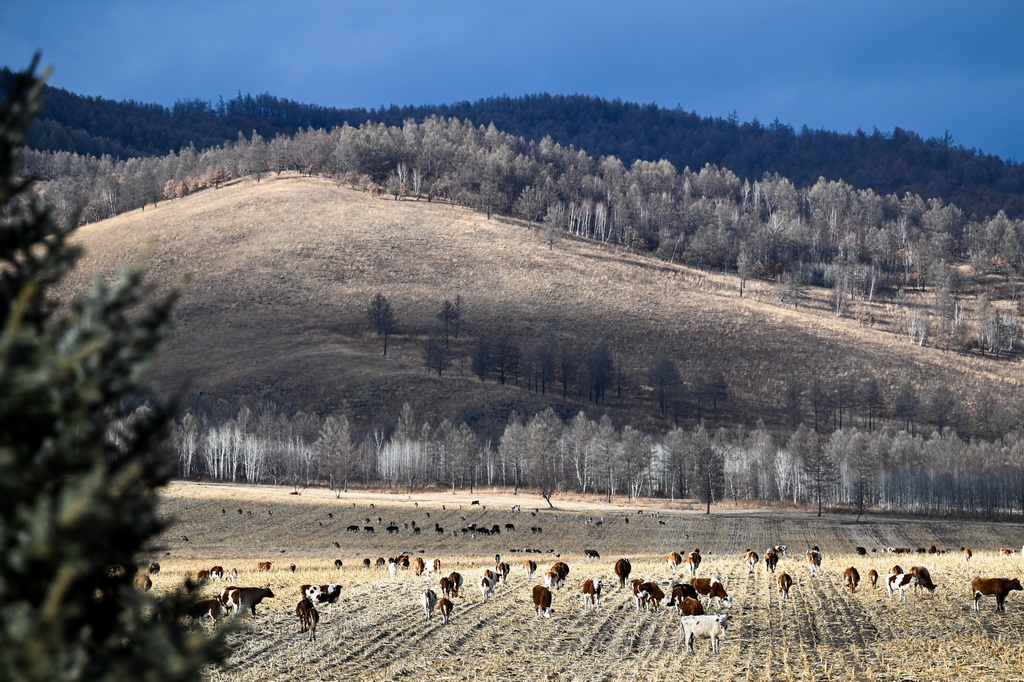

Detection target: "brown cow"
[962, 547, 973, 565]
[972, 577, 1023, 612]
[843, 567, 860, 593]
[680, 596, 705, 616]
[581, 578, 602, 610]
[523, 559, 537, 580]
[764, 549, 779, 574]
[437, 597, 454, 624]
[187, 598, 224, 628]
[134, 573, 152, 592]
[256, 561, 274, 572]
[868, 569, 879, 589]
[439, 576, 454, 598]
[691, 577, 731, 608]
[533, 585, 553, 618]
[220, 586, 275, 617]
[614, 558, 632, 587]
[666, 552, 683, 574]
[667, 583, 700, 614]
[910, 566, 937, 593]
[296, 598, 319, 641]
[806, 548, 822, 577]
[684, 550, 702, 579]
[742, 550, 759, 573]
[778, 573, 793, 600]
[210, 566, 224, 581]
[551, 561, 570, 583]
[632, 580, 666, 611]
[584, 549, 600, 560]
[495, 562, 511, 585]
[412, 557, 426, 576]
[448, 572, 463, 598]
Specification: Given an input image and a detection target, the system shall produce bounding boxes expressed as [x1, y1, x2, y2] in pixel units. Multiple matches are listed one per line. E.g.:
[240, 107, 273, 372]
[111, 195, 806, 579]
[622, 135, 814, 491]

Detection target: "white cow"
[681, 614, 729, 654]
[420, 588, 438, 620]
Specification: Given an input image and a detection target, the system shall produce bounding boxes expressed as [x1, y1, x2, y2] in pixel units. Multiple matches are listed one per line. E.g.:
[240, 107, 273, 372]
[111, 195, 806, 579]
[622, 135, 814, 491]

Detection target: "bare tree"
[527, 408, 563, 508]
[367, 292, 397, 355]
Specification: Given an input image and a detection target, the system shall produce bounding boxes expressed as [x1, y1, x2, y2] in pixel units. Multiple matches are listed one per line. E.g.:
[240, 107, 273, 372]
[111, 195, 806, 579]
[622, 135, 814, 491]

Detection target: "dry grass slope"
[153, 483, 1024, 681]
[56, 174, 1023, 433]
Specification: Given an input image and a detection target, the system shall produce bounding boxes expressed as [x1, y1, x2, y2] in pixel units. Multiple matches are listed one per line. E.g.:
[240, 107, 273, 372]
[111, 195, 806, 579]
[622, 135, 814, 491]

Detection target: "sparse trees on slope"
[367, 292, 397, 355]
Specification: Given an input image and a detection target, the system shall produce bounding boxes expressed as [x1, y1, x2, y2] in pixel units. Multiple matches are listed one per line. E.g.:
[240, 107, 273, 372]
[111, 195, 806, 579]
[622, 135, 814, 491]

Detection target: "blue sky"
[4, 1, 1023, 161]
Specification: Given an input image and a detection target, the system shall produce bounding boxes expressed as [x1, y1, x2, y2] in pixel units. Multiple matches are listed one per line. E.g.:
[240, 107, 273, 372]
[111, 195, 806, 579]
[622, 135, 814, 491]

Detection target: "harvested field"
[155, 483, 1024, 681]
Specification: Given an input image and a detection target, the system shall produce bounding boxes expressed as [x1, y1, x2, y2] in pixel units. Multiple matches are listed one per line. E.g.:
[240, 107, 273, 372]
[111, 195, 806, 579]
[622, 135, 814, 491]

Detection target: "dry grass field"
[53, 174, 1023, 434]
[152, 482, 1024, 681]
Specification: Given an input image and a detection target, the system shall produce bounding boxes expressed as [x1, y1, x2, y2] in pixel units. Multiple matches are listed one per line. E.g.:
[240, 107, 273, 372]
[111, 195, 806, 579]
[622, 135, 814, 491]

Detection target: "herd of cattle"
[146, 540, 1024, 655]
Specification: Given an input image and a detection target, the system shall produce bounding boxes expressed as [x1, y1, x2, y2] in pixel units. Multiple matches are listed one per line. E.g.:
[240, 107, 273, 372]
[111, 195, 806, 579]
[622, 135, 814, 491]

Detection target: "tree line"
[167, 397, 1024, 520]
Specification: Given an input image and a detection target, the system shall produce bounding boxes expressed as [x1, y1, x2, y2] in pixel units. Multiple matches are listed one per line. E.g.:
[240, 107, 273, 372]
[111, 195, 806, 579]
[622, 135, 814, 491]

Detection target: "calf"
[691, 577, 732, 608]
[316, 583, 342, 618]
[533, 584, 553, 618]
[187, 598, 224, 628]
[439, 576, 454, 598]
[778, 573, 793, 600]
[667, 583, 700, 614]
[581, 578, 601, 610]
[764, 549, 779, 574]
[843, 566, 860, 593]
[220, 586, 275, 617]
[148, 562, 161, 577]
[743, 550, 759, 573]
[972, 577, 1023, 612]
[681, 614, 728, 654]
[806, 548, 822, 577]
[999, 548, 1015, 556]
[296, 598, 319, 641]
[209, 566, 224, 581]
[134, 574, 152, 592]
[420, 588, 438, 620]
[428, 558, 442, 574]
[614, 558, 632, 587]
[523, 559, 537, 580]
[666, 552, 683, 574]
[388, 559, 398, 581]
[886, 572, 918, 601]
[479, 575, 495, 602]
[437, 597, 454, 624]
[868, 569, 879, 589]
[551, 561, 570, 585]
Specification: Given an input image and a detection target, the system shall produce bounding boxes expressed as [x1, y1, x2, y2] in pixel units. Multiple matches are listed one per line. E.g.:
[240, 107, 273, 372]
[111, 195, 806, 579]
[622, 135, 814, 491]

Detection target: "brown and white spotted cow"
[551, 562, 570, 587]
[999, 548, 1015, 556]
[868, 569, 879, 589]
[584, 549, 600, 560]
[632, 580, 666, 611]
[667, 583, 701, 614]
[495, 562, 511, 585]
[614, 558, 632, 588]
[764, 548, 779, 574]
[691, 577, 731, 608]
[533, 584, 553, 618]
[806, 548, 823, 577]
[523, 559, 537, 580]
[428, 558, 442, 574]
[209, 566, 224, 581]
[187, 598, 224, 628]
[843, 567, 860, 593]
[743, 550, 759, 573]
[437, 597, 454, 624]
[962, 547, 973, 565]
[220, 586, 275, 617]
[886, 571, 918, 601]
[479, 574, 495, 602]
[666, 552, 683, 574]
[581, 578, 602, 610]
[972, 577, 1023, 612]
[448, 572, 463, 598]
[778, 573, 793, 600]
[544, 571, 560, 592]
[683, 550, 702, 579]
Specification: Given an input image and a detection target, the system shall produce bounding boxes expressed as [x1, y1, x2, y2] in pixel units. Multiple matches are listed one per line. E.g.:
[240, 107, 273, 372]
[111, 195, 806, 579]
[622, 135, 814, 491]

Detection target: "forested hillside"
[7, 68, 1022, 219]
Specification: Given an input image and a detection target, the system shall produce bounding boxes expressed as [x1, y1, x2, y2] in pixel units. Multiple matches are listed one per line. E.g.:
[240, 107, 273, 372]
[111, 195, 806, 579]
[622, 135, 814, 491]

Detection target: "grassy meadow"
[151, 482, 1024, 681]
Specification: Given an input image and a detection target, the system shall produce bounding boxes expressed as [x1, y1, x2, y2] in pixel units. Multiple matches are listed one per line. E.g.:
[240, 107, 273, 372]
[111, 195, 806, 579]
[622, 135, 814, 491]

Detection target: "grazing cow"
[584, 549, 600, 560]
[362, 558, 372, 569]
[437, 597, 454, 624]
[972, 577, 1023, 612]
[680, 597, 705, 616]
[666, 552, 683, 574]
[439, 576, 454, 599]
[551, 561, 570, 582]
[806, 549, 822, 577]
[533, 585, 554, 618]
[962, 548, 972, 565]
[220, 586, 275, 617]
[684, 550, 702, 579]
[691, 577, 732, 608]
[614, 558, 632, 588]
[743, 550, 759, 573]
[479, 575, 495, 602]
[523, 559, 537, 580]
[910, 566, 937, 593]
[420, 588, 438, 620]
[257, 561, 274, 572]
[632, 580, 666, 611]
[855, 546, 868, 556]
[868, 569, 879, 589]
[764, 549, 779, 574]
[681, 614, 728, 654]
[843, 567, 860, 593]
[347, 525, 359, 532]
[412, 557, 426, 576]
[886, 572, 918, 601]
[315, 584, 342, 618]
[296, 598, 319, 641]
[428, 558, 442, 574]
[375, 557, 386, 569]
[187, 598, 224, 628]
[334, 559, 343, 570]
[1000, 548, 1015, 556]
[778, 573, 793, 600]
[134, 574, 152, 592]
[197, 569, 211, 582]
[667, 583, 701, 614]
[581, 579, 601, 610]
[448, 572, 463, 598]
[148, 562, 161, 577]
[210, 566, 224, 581]
[396, 555, 410, 569]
